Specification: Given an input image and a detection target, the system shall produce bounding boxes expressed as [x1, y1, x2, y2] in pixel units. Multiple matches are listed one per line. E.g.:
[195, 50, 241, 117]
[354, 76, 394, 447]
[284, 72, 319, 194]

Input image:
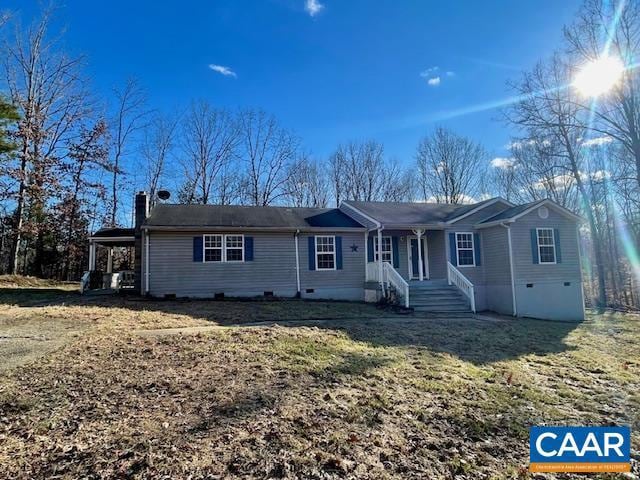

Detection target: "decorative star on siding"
[350, 244, 358, 252]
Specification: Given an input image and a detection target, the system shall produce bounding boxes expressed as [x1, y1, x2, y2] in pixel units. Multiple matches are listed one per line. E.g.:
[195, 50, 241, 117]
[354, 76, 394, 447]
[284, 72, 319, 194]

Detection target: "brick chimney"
[134, 191, 149, 294]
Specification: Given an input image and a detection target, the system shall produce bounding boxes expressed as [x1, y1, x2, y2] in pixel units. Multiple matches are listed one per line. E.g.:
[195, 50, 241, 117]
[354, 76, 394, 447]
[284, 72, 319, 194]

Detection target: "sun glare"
[573, 55, 625, 97]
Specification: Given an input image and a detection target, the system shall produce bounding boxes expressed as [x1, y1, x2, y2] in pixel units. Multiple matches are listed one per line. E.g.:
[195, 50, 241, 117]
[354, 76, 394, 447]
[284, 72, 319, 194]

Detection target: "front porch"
[364, 229, 447, 283]
[363, 228, 475, 313]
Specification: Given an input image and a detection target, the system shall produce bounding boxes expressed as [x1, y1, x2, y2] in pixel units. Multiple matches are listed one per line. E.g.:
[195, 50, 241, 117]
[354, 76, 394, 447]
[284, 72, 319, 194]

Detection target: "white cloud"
[491, 157, 515, 169]
[420, 66, 439, 78]
[507, 139, 550, 150]
[208, 64, 237, 77]
[420, 66, 454, 87]
[532, 174, 574, 191]
[591, 169, 611, 181]
[305, 0, 324, 17]
[423, 194, 477, 204]
[581, 136, 613, 147]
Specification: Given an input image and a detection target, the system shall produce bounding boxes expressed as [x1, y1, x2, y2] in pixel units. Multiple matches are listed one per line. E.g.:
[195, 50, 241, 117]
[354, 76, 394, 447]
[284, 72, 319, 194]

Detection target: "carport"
[83, 227, 136, 292]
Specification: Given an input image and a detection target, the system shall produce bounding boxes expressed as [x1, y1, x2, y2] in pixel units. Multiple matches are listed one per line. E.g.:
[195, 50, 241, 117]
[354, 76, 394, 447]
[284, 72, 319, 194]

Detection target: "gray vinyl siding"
[481, 225, 514, 315]
[299, 232, 365, 301]
[339, 203, 378, 229]
[444, 206, 511, 312]
[148, 231, 298, 298]
[510, 208, 584, 321]
[426, 230, 447, 279]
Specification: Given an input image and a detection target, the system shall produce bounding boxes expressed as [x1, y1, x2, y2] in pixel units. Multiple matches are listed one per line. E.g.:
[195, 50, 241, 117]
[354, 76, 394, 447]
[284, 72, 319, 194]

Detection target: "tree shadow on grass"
[280, 316, 580, 366]
[0, 287, 80, 306]
[0, 287, 580, 365]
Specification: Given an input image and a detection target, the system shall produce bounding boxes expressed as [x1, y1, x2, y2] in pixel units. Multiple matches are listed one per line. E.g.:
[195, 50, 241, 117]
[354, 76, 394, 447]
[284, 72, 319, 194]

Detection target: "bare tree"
[178, 101, 239, 205]
[416, 127, 486, 204]
[284, 152, 328, 207]
[506, 54, 608, 308]
[382, 158, 415, 202]
[238, 108, 297, 206]
[141, 112, 177, 206]
[4, 8, 91, 274]
[492, 139, 578, 208]
[108, 78, 148, 225]
[564, 0, 640, 189]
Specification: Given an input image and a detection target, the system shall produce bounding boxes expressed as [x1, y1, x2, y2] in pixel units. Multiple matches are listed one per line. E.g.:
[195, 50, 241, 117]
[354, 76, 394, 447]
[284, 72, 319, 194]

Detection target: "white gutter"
[294, 230, 301, 296]
[88, 236, 136, 242]
[142, 225, 366, 233]
[501, 223, 517, 316]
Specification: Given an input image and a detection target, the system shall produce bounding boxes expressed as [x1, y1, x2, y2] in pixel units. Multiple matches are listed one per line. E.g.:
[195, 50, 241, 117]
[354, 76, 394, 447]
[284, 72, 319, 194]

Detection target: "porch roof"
[89, 227, 135, 246]
[344, 198, 501, 228]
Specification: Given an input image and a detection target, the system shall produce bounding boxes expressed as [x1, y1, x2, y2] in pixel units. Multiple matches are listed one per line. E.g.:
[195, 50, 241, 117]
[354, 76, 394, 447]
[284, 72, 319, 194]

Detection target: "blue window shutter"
[245, 236, 254, 261]
[193, 236, 203, 262]
[473, 233, 481, 266]
[308, 236, 316, 270]
[554, 228, 562, 263]
[392, 236, 399, 268]
[367, 237, 374, 262]
[531, 229, 539, 264]
[448, 233, 457, 266]
[335, 236, 343, 269]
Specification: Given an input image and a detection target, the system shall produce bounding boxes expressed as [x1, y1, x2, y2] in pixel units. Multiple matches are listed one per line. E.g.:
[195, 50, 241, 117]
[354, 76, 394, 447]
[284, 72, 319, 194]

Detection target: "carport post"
[88, 241, 96, 271]
[107, 248, 113, 274]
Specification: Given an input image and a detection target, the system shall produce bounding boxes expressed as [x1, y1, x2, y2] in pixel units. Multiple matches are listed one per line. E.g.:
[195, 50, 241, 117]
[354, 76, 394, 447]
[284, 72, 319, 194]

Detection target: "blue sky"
[9, 0, 582, 165]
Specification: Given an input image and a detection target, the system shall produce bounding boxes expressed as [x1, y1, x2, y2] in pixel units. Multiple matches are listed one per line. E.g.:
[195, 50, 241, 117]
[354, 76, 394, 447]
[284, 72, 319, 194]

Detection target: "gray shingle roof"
[143, 204, 364, 229]
[92, 227, 135, 238]
[478, 200, 544, 224]
[346, 198, 502, 225]
[478, 199, 582, 224]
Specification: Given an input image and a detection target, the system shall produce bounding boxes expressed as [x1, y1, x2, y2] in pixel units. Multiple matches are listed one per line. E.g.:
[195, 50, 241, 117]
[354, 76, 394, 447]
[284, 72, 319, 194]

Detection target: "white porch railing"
[366, 261, 409, 308]
[447, 262, 476, 313]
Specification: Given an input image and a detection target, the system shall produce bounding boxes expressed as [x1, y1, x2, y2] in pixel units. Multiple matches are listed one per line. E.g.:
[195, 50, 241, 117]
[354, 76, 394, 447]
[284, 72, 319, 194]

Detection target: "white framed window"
[203, 234, 244, 263]
[204, 234, 223, 262]
[373, 236, 393, 264]
[315, 235, 336, 270]
[536, 228, 556, 264]
[225, 235, 244, 262]
[456, 232, 475, 267]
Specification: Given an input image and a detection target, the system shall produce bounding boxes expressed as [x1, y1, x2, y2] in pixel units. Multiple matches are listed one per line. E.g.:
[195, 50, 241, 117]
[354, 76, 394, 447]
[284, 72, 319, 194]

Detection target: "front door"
[409, 236, 428, 280]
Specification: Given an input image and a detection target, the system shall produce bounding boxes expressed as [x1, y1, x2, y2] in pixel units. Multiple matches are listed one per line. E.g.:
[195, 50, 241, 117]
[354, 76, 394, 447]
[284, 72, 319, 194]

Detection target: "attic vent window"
[538, 206, 549, 219]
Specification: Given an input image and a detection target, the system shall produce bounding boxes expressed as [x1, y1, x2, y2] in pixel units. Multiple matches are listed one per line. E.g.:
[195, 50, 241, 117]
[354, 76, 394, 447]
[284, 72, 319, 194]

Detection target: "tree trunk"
[10, 144, 29, 275]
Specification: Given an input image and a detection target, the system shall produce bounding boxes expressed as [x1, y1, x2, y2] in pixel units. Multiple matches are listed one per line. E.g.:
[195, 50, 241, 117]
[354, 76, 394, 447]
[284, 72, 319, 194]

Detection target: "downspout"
[144, 231, 150, 295]
[575, 224, 586, 319]
[294, 229, 301, 297]
[501, 222, 517, 316]
[378, 227, 385, 296]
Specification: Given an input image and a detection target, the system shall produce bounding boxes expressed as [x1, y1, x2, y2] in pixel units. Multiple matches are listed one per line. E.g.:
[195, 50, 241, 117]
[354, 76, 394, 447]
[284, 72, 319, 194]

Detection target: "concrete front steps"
[408, 279, 473, 317]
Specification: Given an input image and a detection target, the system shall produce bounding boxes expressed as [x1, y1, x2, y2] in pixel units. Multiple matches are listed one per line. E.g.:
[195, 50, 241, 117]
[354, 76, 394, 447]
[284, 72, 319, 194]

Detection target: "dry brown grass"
[0, 281, 638, 479]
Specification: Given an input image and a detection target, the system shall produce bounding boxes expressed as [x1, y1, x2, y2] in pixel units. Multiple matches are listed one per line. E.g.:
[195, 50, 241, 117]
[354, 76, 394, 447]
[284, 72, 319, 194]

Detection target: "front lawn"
[0, 282, 638, 479]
